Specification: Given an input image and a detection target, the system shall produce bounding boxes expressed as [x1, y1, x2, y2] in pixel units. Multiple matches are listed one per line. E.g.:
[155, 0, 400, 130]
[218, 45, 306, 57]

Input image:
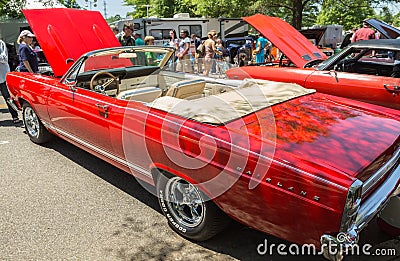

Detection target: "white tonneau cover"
[147, 79, 315, 125]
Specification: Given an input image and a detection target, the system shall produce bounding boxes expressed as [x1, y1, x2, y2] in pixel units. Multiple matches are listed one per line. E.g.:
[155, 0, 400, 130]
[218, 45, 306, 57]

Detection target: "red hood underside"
[23, 8, 121, 77]
[243, 14, 326, 67]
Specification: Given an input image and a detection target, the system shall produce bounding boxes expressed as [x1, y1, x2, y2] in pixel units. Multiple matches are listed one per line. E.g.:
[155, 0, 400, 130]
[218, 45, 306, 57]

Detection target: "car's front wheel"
[23, 103, 52, 144]
[156, 172, 229, 241]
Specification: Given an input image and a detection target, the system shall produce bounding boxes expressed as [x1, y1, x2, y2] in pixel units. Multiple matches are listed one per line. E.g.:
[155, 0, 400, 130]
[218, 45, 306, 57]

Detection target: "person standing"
[118, 22, 136, 46]
[169, 30, 179, 51]
[168, 30, 179, 70]
[0, 39, 20, 124]
[134, 32, 145, 46]
[253, 32, 270, 64]
[110, 24, 119, 37]
[144, 36, 158, 66]
[351, 21, 376, 42]
[17, 30, 38, 73]
[215, 38, 225, 74]
[203, 31, 221, 76]
[192, 33, 203, 73]
[176, 29, 192, 72]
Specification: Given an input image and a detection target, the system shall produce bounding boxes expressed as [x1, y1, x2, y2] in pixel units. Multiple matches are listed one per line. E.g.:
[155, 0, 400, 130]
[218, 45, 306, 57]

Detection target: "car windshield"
[79, 47, 172, 73]
[315, 49, 346, 70]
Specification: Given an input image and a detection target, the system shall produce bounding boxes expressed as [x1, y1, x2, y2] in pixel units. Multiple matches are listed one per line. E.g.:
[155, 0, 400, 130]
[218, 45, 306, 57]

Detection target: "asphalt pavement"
[0, 96, 399, 261]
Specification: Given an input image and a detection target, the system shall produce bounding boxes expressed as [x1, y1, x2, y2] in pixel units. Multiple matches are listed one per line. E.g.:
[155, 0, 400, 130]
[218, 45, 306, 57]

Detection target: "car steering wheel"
[334, 61, 344, 72]
[90, 71, 119, 95]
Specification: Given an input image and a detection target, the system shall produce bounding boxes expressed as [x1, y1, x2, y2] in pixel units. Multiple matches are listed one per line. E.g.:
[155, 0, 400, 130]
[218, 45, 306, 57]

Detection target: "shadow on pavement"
[41, 137, 399, 261]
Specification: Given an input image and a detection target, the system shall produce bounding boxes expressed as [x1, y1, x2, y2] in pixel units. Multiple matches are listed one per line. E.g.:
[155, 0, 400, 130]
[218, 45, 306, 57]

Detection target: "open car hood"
[243, 14, 326, 67]
[365, 18, 400, 39]
[23, 8, 120, 77]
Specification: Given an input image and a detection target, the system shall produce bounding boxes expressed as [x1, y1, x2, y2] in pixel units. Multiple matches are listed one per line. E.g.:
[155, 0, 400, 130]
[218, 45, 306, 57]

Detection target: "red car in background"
[227, 14, 400, 110]
[6, 9, 400, 261]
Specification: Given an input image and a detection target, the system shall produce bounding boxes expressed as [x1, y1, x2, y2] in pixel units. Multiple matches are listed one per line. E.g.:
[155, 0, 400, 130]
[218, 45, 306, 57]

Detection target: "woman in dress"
[203, 31, 221, 76]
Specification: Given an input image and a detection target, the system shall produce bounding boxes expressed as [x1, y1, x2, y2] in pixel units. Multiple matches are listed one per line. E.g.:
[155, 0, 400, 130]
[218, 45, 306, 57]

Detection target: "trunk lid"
[239, 93, 400, 182]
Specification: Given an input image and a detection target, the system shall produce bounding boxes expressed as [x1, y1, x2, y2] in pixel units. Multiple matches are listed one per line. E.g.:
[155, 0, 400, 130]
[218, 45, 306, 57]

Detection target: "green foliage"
[124, 0, 150, 18]
[376, 6, 394, 24]
[106, 14, 122, 23]
[122, 0, 321, 28]
[394, 12, 400, 27]
[0, 0, 26, 18]
[59, 0, 81, 8]
[316, 0, 375, 30]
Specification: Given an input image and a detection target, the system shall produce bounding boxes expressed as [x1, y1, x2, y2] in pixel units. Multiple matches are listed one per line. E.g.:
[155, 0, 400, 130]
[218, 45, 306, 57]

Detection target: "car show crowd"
[0, 17, 399, 126]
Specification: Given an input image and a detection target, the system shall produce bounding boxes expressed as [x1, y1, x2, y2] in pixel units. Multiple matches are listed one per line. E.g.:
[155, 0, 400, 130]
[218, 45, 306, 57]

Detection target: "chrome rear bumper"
[320, 162, 400, 261]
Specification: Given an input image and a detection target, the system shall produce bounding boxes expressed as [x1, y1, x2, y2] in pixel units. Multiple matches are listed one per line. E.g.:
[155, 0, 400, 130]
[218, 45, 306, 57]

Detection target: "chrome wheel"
[165, 177, 205, 228]
[22, 103, 51, 144]
[24, 106, 40, 138]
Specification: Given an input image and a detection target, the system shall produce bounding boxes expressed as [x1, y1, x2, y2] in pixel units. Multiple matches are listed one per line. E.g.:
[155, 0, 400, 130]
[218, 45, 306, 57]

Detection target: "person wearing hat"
[17, 30, 39, 73]
[351, 21, 376, 43]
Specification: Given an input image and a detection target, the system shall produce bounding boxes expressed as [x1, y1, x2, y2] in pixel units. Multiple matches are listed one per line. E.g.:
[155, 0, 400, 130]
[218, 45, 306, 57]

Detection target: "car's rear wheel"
[156, 172, 229, 241]
[23, 103, 52, 144]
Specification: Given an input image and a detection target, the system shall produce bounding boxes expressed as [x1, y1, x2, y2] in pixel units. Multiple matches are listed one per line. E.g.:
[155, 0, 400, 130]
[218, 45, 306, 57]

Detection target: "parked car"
[226, 14, 400, 110]
[224, 36, 254, 64]
[339, 18, 400, 49]
[8, 9, 400, 261]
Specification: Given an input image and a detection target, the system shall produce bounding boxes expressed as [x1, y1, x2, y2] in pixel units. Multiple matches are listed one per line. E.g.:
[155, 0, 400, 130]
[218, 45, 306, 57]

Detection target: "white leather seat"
[117, 86, 162, 102]
[164, 79, 206, 99]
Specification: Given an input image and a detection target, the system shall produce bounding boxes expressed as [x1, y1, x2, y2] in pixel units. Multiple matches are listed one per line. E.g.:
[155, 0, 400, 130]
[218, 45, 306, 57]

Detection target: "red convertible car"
[227, 14, 400, 110]
[7, 9, 400, 261]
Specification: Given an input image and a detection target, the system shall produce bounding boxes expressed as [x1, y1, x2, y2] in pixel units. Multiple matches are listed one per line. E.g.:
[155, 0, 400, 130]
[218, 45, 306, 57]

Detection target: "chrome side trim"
[362, 145, 400, 196]
[46, 124, 152, 177]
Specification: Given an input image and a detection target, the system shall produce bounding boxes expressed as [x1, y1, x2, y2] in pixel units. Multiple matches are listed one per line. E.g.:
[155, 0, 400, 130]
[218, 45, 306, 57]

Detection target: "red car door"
[305, 71, 400, 110]
[47, 83, 114, 152]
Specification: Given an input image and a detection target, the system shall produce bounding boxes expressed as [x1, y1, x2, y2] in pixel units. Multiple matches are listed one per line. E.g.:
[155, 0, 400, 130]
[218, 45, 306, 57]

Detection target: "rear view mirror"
[119, 53, 138, 58]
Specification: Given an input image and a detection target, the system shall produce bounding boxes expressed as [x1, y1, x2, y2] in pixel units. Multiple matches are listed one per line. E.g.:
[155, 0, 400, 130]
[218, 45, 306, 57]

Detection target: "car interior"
[332, 48, 398, 77]
[73, 66, 239, 103]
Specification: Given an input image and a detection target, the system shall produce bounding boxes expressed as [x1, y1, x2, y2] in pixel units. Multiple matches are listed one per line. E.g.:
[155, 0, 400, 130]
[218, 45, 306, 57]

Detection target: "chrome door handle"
[95, 103, 109, 118]
[383, 84, 400, 97]
[322, 70, 338, 82]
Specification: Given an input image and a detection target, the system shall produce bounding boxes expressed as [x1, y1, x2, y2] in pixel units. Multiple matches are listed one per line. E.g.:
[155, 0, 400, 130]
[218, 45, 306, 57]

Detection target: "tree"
[393, 12, 400, 27]
[123, 0, 321, 28]
[316, 0, 375, 30]
[124, 0, 151, 18]
[249, 0, 320, 28]
[59, 0, 81, 8]
[376, 6, 394, 24]
[106, 14, 122, 23]
[0, 0, 26, 19]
